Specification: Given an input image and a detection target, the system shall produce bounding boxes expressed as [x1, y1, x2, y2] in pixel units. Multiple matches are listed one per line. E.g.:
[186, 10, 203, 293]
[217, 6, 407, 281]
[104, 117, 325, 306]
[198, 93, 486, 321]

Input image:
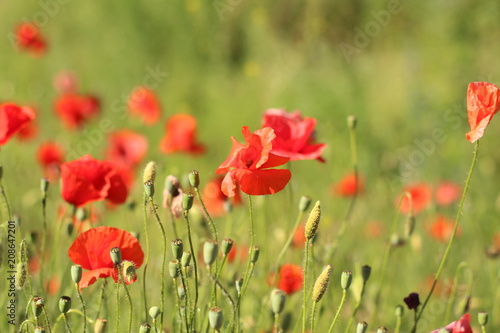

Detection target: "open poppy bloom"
[37, 141, 65, 180]
[60, 155, 128, 207]
[54, 93, 100, 129]
[0, 103, 36, 145]
[277, 264, 303, 295]
[466, 82, 500, 143]
[160, 114, 206, 155]
[430, 313, 472, 333]
[127, 86, 161, 125]
[106, 130, 148, 168]
[202, 176, 242, 217]
[397, 183, 432, 215]
[68, 226, 144, 288]
[15, 22, 46, 56]
[332, 173, 364, 197]
[436, 181, 461, 206]
[216, 126, 291, 197]
[261, 108, 327, 162]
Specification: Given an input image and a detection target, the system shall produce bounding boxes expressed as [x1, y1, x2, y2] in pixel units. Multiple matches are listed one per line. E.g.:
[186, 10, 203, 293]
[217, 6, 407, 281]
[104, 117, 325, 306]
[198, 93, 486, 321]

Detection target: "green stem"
[240, 195, 255, 298]
[310, 301, 318, 333]
[142, 193, 150, 320]
[194, 187, 218, 242]
[443, 262, 468, 324]
[302, 241, 310, 333]
[344, 279, 368, 333]
[0, 179, 12, 221]
[183, 210, 199, 330]
[95, 278, 107, 320]
[75, 283, 87, 333]
[42, 306, 53, 333]
[40, 191, 48, 292]
[413, 140, 480, 332]
[395, 316, 402, 333]
[115, 277, 120, 333]
[63, 313, 73, 333]
[274, 313, 280, 333]
[327, 290, 347, 333]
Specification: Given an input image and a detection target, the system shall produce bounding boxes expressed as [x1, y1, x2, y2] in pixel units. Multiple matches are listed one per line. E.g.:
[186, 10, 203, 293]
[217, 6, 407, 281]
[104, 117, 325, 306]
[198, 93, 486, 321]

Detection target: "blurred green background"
[1, 0, 500, 331]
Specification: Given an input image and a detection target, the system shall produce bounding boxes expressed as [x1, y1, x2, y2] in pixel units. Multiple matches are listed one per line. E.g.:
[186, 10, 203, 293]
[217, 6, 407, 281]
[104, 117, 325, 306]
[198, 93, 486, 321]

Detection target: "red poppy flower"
[68, 226, 144, 288]
[106, 130, 148, 168]
[216, 126, 291, 197]
[277, 264, 303, 295]
[435, 181, 461, 206]
[332, 173, 364, 197]
[128, 87, 161, 125]
[466, 82, 500, 143]
[15, 22, 46, 56]
[397, 183, 432, 215]
[0, 103, 36, 145]
[54, 93, 100, 129]
[202, 176, 242, 217]
[430, 313, 472, 333]
[227, 243, 247, 264]
[428, 215, 459, 242]
[160, 114, 205, 155]
[261, 108, 327, 162]
[60, 155, 128, 207]
[16, 121, 38, 141]
[37, 141, 65, 180]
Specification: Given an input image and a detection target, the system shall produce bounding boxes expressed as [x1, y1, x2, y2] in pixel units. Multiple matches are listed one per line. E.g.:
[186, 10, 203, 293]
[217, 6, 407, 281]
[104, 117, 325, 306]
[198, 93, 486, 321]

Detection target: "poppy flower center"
[245, 159, 254, 168]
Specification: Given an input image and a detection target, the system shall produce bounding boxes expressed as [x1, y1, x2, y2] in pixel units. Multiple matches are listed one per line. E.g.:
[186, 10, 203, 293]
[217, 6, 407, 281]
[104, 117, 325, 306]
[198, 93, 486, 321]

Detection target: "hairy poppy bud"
[312, 265, 332, 303]
[305, 201, 321, 240]
[149, 306, 161, 320]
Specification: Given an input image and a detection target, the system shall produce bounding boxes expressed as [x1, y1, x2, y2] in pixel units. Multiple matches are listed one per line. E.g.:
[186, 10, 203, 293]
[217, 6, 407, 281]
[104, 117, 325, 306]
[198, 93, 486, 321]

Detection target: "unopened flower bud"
[71, 264, 82, 284]
[356, 321, 368, 333]
[478, 311, 488, 326]
[223, 200, 233, 213]
[299, 195, 312, 212]
[40, 178, 49, 195]
[305, 201, 321, 240]
[59, 296, 71, 314]
[203, 240, 218, 266]
[395, 304, 404, 318]
[250, 246, 260, 264]
[182, 192, 194, 211]
[208, 306, 224, 331]
[312, 265, 332, 303]
[15, 262, 27, 289]
[404, 214, 416, 238]
[271, 289, 286, 314]
[347, 115, 357, 130]
[165, 175, 181, 197]
[221, 238, 234, 256]
[361, 265, 371, 283]
[188, 170, 200, 188]
[75, 207, 88, 222]
[94, 318, 107, 333]
[341, 270, 352, 290]
[110, 247, 122, 265]
[33, 296, 44, 318]
[171, 239, 183, 260]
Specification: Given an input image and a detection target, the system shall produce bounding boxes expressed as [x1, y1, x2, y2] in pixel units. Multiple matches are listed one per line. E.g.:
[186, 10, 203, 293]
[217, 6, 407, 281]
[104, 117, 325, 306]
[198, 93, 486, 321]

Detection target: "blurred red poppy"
[17, 107, 38, 141]
[332, 173, 364, 197]
[435, 181, 461, 206]
[0, 103, 36, 145]
[15, 22, 46, 56]
[430, 313, 472, 333]
[37, 141, 65, 180]
[216, 126, 291, 197]
[160, 114, 205, 155]
[53, 71, 79, 94]
[261, 109, 326, 162]
[277, 264, 303, 295]
[292, 223, 306, 248]
[227, 243, 247, 264]
[106, 130, 148, 168]
[68, 226, 144, 288]
[428, 215, 459, 242]
[466, 82, 500, 143]
[128, 87, 161, 125]
[54, 93, 100, 129]
[397, 183, 432, 215]
[202, 176, 242, 217]
[60, 155, 128, 207]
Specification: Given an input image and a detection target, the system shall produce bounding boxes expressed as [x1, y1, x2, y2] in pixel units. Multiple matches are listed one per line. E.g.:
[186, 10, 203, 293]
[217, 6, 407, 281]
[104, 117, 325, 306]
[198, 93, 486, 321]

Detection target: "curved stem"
[327, 290, 347, 333]
[194, 187, 218, 242]
[443, 262, 468, 324]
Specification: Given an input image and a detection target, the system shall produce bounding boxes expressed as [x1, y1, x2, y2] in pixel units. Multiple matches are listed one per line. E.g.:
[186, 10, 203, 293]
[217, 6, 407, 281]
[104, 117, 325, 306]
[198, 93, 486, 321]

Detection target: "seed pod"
[182, 192, 194, 211]
[59, 296, 71, 314]
[270, 289, 286, 314]
[356, 321, 368, 333]
[250, 246, 260, 264]
[208, 306, 224, 331]
[169, 260, 180, 278]
[478, 311, 488, 326]
[203, 240, 219, 267]
[109, 247, 122, 265]
[139, 323, 152, 333]
[221, 238, 234, 257]
[71, 264, 82, 284]
[188, 170, 200, 188]
[149, 306, 161, 320]
[341, 270, 353, 290]
[171, 239, 183, 260]
[181, 251, 192, 267]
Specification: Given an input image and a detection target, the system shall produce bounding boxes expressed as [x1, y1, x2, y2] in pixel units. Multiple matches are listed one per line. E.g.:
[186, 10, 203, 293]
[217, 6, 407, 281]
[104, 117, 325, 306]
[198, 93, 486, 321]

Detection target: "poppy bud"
[376, 327, 387, 333]
[165, 175, 181, 197]
[404, 214, 416, 239]
[15, 262, 27, 289]
[208, 306, 224, 331]
[40, 178, 49, 196]
[250, 246, 260, 264]
[181, 251, 192, 267]
[203, 240, 218, 267]
[395, 304, 404, 318]
[347, 115, 357, 130]
[32, 296, 43, 318]
[94, 318, 107, 333]
[34, 327, 45, 333]
[122, 260, 137, 283]
[149, 306, 161, 320]
[188, 170, 200, 188]
[75, 207, 88, 222]
[270, 289, 286, 314]
[361, 265, 371, 283]
[182, 192, 194, 211]
[139, 323, 151, 333]
[71, 264, 82, 284]
[305, 201, 321, 240]
[59, 296, 71, 314]
[235, 278, 244, 295]
[143, 161, 157, 184]
[298, 195, 311, 212]
[221, 238, 234, 256]
[312, 265, 332, 303]
[169, 260, 180, 278]
[341, 270, 352, 290]
[66, 222, 74, 236]
[356, 321, 368, 333]
[457, 296, 471, 315]
[478, 311, 488, 326]
[171, 239, 183, 260]
[110, 247, 122, 265]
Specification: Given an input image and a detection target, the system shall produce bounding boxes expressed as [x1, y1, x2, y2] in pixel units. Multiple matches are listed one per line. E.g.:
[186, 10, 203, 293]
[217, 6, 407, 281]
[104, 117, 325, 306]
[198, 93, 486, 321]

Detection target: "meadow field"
[1, 1, 499, 332]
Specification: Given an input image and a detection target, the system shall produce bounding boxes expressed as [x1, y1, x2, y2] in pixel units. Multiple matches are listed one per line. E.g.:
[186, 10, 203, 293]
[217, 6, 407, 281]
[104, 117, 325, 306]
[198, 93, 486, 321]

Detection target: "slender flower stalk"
[444, 262, 469, 324]
[182, 197, 199, 329]
[142, 192, 151, 320]
[412, 141, 480, 333]
[40, 178, 49, 291]
[394, 305, 404, 333]
[344, 265, 371, 333]
[241, 195, 256, 297]
[327, 271, 352, 333]
[302, 240, 311, 333]
[71, 265, 87, 333]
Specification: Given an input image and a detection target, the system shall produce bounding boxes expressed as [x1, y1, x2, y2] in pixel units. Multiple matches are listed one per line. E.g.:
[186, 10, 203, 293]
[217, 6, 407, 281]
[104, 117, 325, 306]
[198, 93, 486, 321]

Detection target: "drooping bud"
[110, 247, 122, 265]
[361, 265, 371, 283]
[71, 264, 82, 284]
[305, 201, 321, 240]
[404, 214, 416, 238]
[208, 306, 224, 331]
[59, 296, 71, 314]
[188, 170, 200, 188]
[203, 240, 218, 267]
[395, 304, 404, 318]
[270, 289, 286, 314]
[32, 296, 44, 318]
[312, 265, 332, 303]
[165, 175, 181, 197]
[341, 270, 352, 290]
[171, 239, 183, 260]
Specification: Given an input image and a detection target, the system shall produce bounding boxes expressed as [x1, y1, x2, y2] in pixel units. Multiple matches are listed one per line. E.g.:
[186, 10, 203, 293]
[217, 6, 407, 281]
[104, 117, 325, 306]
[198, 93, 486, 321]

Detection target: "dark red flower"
[430, 313, 472, 333]
[332, 173, 364, 197]
[106, 130, 148, 168]
[15, 22, 46, 56]
[37, 141, 65, 180]
[403, 292, 420, 310]
[428, 215, 459, 242]
[128, 87, 161, 125]
[261, 108, 327, 162]
[216, 126, 291, 197]
[54, 93, 100, 129]
[60, 155, 128, 207]
[466, 82, 500, 143]
[397, 183, 432, 215]
[277, 264, 303, 295]
[0, 103, 36, 145]
[435, 181, 461, 206]
[202, 176, 242, 217]
[68, 226, 144, 288]
[160, 114, 205, 155]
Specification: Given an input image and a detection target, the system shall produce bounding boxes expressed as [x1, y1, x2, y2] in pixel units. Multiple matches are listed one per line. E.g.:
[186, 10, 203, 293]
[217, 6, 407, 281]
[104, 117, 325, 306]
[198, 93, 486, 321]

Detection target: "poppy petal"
[228, 168, 291, 196]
